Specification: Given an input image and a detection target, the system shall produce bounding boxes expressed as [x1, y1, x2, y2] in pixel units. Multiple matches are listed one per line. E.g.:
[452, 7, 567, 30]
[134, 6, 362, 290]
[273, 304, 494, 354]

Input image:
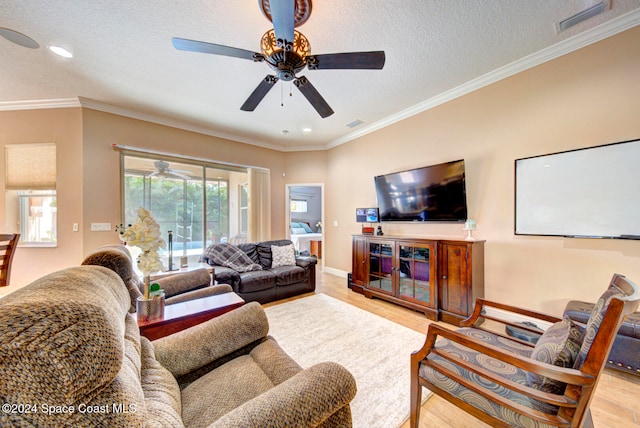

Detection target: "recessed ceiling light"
[302, 127, 312, 133]
[49, 45, 73, 58]
[0, 27, 39, 49]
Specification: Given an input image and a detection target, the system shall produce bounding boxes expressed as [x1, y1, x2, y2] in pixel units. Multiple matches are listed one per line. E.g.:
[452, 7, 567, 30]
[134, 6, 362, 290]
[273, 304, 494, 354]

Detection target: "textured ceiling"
[1, 1, 639, 151]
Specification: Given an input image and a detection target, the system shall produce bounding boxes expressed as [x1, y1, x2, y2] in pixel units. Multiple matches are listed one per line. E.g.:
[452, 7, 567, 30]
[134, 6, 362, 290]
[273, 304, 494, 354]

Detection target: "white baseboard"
[321, 266, 349, 278]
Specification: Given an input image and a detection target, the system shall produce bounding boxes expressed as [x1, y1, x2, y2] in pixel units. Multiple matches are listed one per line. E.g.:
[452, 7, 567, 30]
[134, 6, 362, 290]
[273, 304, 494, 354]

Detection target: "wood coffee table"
[137, 292, 245, 340]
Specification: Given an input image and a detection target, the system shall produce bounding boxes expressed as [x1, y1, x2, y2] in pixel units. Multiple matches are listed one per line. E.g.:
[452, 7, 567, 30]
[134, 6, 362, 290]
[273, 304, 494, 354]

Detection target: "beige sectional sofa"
[0, 264, 356, 427]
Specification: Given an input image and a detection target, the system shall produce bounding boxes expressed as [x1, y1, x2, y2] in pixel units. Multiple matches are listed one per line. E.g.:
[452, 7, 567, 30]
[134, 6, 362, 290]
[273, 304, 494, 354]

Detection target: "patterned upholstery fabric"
[83, 244, 229, 311]
[152, 302, 270, 378]
[2, 260, 355, 427]
[527, 317, 583, 394]
[419, 328, 561, 427]
[157, 268, 211, 297]
[152, 302, 357, 428]
[82, 244, 143, 312]
[200, 243, 263, 272]
[0, 266, 146, 427]
[180, 338, 302, 427]
[575, 284, 624, 369]
[209, 362, 357, 428]
[140, 337, 184, 428]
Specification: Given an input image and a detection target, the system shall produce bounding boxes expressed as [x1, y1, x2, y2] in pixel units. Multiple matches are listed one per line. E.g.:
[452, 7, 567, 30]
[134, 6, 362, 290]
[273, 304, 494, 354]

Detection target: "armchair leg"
[410, 359, 422, 428]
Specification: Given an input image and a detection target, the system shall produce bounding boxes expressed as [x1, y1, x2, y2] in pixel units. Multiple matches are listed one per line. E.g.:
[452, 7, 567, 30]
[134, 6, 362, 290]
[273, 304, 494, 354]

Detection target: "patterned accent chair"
[410, 273, 640, 428]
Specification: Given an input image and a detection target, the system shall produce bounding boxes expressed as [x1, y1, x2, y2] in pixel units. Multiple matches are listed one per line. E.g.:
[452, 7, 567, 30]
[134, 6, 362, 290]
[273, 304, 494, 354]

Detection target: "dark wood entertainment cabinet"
[350, 235, 484, 325]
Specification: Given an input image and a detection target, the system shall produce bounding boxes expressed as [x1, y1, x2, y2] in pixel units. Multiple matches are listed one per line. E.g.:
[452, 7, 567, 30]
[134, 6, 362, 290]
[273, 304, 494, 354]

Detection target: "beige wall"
[2, 26, 639, 316]
[1, 108, 289, 288]
[0, 108, 84, 287]
[80, 109, 289, 251]
[325, 26, 640, 314]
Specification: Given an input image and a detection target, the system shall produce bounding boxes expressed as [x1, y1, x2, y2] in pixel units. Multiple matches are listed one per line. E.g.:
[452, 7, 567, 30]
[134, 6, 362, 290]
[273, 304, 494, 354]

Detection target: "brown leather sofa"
[564, 300, 640, 376]
[201, 239, 317, 304]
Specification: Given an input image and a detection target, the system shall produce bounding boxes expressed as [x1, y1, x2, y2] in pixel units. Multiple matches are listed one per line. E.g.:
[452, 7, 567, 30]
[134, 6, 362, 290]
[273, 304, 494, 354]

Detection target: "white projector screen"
[515, 139, 640, 239]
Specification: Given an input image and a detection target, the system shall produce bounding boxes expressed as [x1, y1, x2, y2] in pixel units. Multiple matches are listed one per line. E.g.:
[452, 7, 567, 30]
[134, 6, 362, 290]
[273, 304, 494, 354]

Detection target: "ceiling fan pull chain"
[281, 82, 284, 107]
[290, 81, 293, 97]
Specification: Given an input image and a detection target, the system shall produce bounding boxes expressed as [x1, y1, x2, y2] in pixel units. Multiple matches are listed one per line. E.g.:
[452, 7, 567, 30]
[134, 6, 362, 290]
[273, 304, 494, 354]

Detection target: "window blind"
[5, 143, 57, 190]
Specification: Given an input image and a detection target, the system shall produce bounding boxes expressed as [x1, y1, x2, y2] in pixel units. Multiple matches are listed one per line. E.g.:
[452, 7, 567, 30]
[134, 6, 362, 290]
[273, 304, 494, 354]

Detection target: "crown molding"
[2, 9, 638, 152]
[0, 98, 80, 111]
[327, 9, 640, 149]
[77, 97, 291, 152]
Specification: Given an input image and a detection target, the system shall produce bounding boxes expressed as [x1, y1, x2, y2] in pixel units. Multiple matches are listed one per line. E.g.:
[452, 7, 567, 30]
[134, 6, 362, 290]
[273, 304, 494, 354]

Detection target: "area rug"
[264, 293, 431, 428]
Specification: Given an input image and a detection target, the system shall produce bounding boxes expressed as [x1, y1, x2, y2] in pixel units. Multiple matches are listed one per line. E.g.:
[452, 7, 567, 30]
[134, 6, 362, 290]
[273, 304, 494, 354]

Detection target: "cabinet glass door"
[398, 244, 434, 306]
[368, 242, 393, 294]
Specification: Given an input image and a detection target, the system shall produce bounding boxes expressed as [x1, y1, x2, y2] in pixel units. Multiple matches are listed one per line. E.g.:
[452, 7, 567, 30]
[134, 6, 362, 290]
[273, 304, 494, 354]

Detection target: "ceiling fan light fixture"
[260, 29, 310, 60]
[260, 29, 310, 81]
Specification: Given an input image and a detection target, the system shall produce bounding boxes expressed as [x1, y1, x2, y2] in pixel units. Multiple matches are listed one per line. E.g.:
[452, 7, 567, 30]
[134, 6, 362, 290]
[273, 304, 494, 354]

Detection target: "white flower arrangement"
[118, 207, 166, 299]
[316, 221, 322, 228]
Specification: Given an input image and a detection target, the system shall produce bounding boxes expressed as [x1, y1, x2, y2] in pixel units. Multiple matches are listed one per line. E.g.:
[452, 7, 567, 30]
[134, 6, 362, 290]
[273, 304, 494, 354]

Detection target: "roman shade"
[4, 143, 56, 190]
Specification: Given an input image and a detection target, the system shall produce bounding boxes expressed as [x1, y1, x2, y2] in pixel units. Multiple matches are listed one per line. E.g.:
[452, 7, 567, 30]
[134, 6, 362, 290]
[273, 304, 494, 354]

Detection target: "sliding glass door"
[121, 155, 246, 263]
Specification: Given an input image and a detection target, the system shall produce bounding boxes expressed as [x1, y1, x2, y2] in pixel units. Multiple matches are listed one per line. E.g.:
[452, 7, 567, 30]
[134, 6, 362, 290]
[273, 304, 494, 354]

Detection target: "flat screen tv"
[515, 138, 640, 239]
[374, 159, 468, 222]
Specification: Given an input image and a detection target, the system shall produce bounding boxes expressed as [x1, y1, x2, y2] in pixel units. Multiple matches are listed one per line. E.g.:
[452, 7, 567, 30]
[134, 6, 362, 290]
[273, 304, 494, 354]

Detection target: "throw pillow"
[527, 317, 583, 394]
[200, 243, 262, 272]
[271, 244, 296, 268]
[291, 227, 307, 234]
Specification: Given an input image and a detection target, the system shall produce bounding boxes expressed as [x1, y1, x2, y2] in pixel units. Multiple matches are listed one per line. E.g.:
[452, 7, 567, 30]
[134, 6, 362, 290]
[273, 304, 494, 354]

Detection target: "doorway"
[286, 184, 323, 262]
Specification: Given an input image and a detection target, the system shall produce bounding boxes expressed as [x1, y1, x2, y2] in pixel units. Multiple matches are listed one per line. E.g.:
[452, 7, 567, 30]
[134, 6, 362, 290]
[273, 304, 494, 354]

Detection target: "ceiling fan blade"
[307, 51, 386, 70]
[172, 37, 263, 62]
[241, 75, 279, 111]
[269, 0, 295, 46]
[294, 76, 334, 118]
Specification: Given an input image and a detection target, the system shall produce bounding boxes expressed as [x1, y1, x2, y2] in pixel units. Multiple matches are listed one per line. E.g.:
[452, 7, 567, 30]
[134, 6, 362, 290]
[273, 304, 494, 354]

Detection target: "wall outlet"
[90, 222, 112, 232]
[333, 220, 339, 227]
[73, 223, 79, 232]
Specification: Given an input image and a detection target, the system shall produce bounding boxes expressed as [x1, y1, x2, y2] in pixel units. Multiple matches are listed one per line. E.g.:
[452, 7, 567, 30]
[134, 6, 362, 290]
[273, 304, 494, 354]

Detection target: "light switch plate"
[90, 222, 112, 232]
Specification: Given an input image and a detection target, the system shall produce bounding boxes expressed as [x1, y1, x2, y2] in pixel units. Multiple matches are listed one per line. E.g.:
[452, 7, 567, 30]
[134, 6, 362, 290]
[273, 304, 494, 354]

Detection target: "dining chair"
[0, 233, 20, 287]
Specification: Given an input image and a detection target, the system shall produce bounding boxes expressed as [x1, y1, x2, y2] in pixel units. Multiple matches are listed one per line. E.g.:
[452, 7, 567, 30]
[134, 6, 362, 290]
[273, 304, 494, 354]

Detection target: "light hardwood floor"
[266, 269, 640, 428]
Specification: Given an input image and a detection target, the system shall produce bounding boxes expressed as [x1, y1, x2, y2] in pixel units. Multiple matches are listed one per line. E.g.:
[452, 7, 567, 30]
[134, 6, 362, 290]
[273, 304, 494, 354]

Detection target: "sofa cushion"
[153, 302, 270, 379]
[527, 317, 583, 394]
[256, 240, 294, 269]
[0, 267, 129, 404]
[0, 266, 146, 427]
[141, 337, 184, 428]
[271, 243, 296, 268]
[82, 244, 143, 313]
[156, 268, 211, 298]
[201, 243, 262, 272]
[272, 265, 307, 286]
[238, 270, 277, 293]
[237, 242, 260, 264]
[180, 337, 301, 428]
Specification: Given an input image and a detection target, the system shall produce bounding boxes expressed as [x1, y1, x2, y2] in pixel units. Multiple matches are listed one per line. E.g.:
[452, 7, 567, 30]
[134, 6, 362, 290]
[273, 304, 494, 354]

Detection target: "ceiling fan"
[172, 0, 385, 118]
[148, 160, 191, 180]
